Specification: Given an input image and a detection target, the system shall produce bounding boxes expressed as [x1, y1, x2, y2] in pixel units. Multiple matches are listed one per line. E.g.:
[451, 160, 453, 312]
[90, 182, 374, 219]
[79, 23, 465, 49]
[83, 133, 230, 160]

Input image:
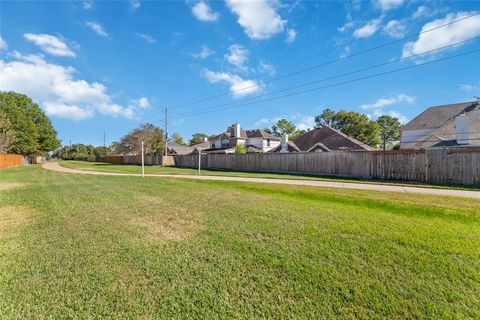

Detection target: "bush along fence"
[174, 148, 480, 186]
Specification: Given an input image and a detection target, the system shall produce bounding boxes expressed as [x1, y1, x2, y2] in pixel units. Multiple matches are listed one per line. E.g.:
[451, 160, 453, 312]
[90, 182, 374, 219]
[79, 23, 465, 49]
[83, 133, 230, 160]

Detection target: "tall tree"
[113, 123, 164, 156]
[0, 91, 60, 154]
[314, 108, 336, 127]
[0, 110, 16, 153]
[271, 118, 296, 136]
[271, 118, 307, 140]
[376, 115, 401, 151]
[189, 133, 208, 146]
[314, 108, 381, 147]
[172, 132, 186, 146]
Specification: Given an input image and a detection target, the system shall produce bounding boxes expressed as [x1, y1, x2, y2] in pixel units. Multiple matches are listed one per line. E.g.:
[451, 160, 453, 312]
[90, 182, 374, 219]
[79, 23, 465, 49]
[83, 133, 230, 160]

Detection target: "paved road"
[43, 162, 480, 199]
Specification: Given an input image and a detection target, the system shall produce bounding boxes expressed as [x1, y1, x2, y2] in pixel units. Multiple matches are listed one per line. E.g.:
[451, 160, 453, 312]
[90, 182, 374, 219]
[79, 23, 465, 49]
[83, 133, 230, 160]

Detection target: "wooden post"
[141, 140, 145, 178]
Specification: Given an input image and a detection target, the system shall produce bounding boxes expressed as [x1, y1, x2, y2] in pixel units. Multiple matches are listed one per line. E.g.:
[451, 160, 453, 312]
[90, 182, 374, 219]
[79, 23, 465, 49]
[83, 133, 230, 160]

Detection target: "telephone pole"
[103, 130, 106, 149]
[164, 107, 168, 157]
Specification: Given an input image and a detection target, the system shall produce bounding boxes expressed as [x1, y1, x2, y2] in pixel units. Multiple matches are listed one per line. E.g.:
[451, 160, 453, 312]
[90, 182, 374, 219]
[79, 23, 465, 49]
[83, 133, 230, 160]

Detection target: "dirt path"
[43, 162, 480, 199]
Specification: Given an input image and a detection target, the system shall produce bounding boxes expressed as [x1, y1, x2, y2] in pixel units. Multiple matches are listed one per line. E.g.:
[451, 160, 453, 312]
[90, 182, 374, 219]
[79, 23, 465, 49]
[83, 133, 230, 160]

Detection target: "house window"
[211, 142, 216, 148]
[222, 139, 229, 148]
[267, 139, 271, 147]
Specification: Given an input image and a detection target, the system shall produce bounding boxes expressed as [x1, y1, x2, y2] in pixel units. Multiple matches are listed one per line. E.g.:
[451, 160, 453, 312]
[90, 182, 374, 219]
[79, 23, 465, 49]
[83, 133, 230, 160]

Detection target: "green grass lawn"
[1, 165, 479, 318]
[59, 160, 480, 190]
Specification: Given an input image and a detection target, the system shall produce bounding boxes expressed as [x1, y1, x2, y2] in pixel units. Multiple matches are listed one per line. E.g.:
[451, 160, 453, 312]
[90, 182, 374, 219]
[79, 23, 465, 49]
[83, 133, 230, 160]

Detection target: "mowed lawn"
[1, 165, 479, 318]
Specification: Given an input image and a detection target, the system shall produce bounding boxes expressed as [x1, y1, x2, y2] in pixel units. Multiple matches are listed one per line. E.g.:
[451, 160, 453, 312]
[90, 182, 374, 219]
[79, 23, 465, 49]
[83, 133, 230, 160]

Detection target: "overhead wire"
[163, 12, 480, 111]
[161, 37, 479, 119]
[166, 49, 480, 119]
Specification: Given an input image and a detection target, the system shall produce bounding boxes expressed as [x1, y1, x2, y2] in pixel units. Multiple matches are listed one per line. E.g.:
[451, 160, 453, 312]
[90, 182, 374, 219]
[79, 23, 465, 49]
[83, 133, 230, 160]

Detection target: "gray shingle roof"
[292, 126, 373, 151]
[402, 101, 478, 131]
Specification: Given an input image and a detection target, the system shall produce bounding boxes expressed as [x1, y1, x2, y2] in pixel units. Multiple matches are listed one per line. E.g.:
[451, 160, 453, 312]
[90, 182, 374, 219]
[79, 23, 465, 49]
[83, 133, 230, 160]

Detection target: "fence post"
[424, 150, 429, 183]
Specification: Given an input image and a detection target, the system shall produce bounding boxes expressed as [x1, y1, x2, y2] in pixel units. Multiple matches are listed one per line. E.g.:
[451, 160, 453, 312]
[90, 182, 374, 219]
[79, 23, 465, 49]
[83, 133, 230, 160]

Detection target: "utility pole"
[103, 130, 106, 156]
[164, 107, 168, 157]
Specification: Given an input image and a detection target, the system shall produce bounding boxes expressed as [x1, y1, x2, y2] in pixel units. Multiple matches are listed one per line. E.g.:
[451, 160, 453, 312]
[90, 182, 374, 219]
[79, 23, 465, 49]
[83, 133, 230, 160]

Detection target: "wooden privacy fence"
[0, 154, 25, 168]
[174, 148, 480, 185]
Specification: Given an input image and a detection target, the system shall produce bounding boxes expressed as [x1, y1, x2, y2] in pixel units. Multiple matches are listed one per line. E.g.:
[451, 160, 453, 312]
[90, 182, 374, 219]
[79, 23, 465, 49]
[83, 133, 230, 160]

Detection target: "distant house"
[167, 140, 209, 155]
[166, 142, 194, 155]
[204, 123, 281, 153]
[270, 125, 373, 152]
[400, 101, 480, 149]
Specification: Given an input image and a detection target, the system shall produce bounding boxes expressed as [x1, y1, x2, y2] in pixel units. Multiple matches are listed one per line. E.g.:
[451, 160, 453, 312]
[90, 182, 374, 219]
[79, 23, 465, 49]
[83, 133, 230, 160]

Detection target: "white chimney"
[234, 122, 241, 138]
[203, 137, 208, 143]
[455, 114, 470, 145]
[280, 133, 289, 153]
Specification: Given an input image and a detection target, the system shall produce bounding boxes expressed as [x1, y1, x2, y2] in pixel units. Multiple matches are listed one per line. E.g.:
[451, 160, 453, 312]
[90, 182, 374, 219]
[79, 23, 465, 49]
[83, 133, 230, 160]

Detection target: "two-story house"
[400, 101, 480, 149]
[206, 123, 281, 153]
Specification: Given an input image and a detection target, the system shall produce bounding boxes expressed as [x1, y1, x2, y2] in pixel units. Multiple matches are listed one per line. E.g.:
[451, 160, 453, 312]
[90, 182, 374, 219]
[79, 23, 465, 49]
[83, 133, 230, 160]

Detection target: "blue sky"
[1, 0, 479, 146]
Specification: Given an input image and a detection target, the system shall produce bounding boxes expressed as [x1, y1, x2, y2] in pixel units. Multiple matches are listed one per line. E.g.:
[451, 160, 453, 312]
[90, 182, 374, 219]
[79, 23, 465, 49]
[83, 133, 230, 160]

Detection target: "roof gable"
[292, 126, 372, 151]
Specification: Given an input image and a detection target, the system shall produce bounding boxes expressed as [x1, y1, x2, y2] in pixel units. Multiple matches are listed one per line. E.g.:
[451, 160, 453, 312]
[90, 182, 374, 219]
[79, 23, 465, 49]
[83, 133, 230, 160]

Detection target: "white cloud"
[191, 1, 219, 22]
[83, 0, 93, 10]
[202, 69, 262, 98]
[258, 60, 276, 75]
[44, 102, 93, 120]
[224, 44, 249, 71]
[361, 94, 415, 110]
[0, 53, 136, 120]
[137, 33, 156, 43]
[225, 0, 286, 40]
[130, 0, 140, 11]
[85, 21, 109, 37]
[294, 115, 315, 131]
[412, 5, 428, 20]
[286, 28, 297, 43]
[383, 19, 407, 38]
[412, 6, 447, 20]
[458, 82, 480, 91]
[387, 110, 408, 124]
[377, 0, 404, 12]
[353, 18, 382, 38]
[192, 45, 213, 59]
[338, 21, 354, 33]
[402, 12, 480, 58]
[361, 94, 414, 124]
[24, 33, 75, 57]
[0, 36, 7, 50]
[136, 97, 150, 108]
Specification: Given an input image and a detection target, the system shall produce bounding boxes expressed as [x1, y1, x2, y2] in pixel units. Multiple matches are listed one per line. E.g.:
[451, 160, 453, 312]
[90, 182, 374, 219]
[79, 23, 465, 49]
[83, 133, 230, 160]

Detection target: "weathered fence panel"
[174, 149, 480, 185]
[0, 154, 25, 168]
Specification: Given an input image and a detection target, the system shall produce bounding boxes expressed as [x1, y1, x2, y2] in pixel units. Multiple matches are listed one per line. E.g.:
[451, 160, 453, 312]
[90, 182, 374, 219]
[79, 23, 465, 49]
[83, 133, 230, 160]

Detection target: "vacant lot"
[1, 165, 479, 318]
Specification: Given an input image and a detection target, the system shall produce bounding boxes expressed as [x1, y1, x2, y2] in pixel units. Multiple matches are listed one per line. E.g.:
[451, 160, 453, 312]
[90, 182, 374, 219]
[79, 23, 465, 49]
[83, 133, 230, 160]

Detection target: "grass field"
[59, 160, 480, 190]
[1, 165, 479, 318]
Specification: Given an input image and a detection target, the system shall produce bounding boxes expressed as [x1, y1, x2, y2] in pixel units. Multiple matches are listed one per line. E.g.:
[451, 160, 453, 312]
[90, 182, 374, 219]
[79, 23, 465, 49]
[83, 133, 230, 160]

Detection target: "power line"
[171, 49, 480, 119]
[165, 12, 480, 111]
[165, 37, 479, 118]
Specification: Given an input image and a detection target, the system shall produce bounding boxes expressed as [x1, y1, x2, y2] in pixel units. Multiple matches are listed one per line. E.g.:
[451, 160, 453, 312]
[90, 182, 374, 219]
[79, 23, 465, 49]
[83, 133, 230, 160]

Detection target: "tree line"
[1, 91, 401, 159]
